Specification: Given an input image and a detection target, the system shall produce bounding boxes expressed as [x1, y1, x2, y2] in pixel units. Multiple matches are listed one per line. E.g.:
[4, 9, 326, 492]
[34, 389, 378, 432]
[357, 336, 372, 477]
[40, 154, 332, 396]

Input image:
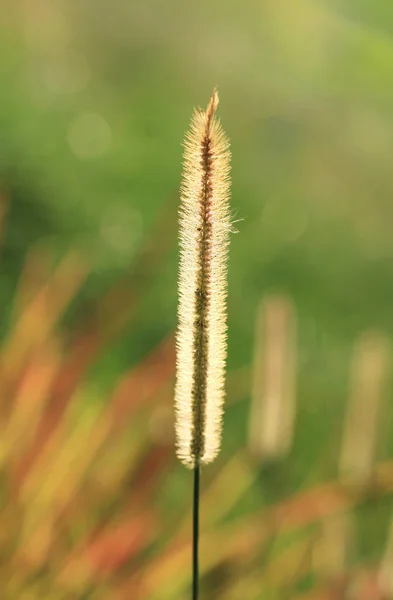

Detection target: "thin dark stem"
[192, 465, 200, 600]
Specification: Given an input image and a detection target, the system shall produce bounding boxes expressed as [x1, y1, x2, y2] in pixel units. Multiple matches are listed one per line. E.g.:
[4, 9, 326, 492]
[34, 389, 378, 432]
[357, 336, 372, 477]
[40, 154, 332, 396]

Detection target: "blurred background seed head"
[2, 0, 393, 598]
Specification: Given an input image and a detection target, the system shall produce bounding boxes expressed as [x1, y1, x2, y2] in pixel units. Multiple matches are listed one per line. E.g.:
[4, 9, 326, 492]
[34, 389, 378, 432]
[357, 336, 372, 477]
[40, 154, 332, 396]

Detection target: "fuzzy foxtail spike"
[175, 89, 232, 468]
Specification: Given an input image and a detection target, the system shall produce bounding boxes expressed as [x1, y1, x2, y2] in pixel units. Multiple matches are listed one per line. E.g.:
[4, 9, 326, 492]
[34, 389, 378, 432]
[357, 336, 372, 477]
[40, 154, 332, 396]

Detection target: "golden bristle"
[175, 89, 231, 468]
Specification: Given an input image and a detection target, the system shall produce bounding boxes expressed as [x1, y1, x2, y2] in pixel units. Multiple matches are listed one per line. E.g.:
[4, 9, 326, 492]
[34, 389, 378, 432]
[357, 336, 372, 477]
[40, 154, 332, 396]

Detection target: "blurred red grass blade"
[58, 509, 157, 588]
[12, 245, 54, 318]
[0, 339, 60, 468]
[45, 442, 173, 591]
[1, 252, 88, 380]
[128, 442, 174, 505]
[11, 334, 175, 492]
[9, 331, 104, 491]
[53, 443, 173, 573]
[38, 444, 171, 589]
[0, 252, 88, 439]
[108, 334, 175, 427]
[105, 575, 147, 600]
[86, 510, 157, 577]
[16, 401, 111, 533]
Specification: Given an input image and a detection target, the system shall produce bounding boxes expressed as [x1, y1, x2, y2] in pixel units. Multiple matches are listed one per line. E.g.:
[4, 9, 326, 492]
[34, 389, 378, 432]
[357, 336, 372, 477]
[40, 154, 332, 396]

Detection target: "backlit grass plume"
[175, 89, 231, 468]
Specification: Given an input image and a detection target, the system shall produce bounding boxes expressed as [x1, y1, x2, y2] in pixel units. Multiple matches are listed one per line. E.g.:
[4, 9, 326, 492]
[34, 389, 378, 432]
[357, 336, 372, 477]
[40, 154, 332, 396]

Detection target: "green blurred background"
[3, 0, 393, 455]
[2, 0, 393, 597]
[3, 2, 393, 339]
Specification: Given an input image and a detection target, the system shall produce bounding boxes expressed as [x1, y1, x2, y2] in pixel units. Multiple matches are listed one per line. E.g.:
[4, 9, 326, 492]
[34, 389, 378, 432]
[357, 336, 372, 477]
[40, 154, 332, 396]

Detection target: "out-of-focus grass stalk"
[339, 331, 389, 484]
[2, 252, 87, 377]
[0, 340, 60, 467]
[378, 515, 393, 597]
[248, 294, 297, 461]
[312, 513, 354, 580]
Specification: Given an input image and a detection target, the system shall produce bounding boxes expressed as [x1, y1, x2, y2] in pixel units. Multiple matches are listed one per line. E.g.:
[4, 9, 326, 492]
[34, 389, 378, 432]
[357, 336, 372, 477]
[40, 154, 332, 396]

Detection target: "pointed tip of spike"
[206, 88, 219, 127]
